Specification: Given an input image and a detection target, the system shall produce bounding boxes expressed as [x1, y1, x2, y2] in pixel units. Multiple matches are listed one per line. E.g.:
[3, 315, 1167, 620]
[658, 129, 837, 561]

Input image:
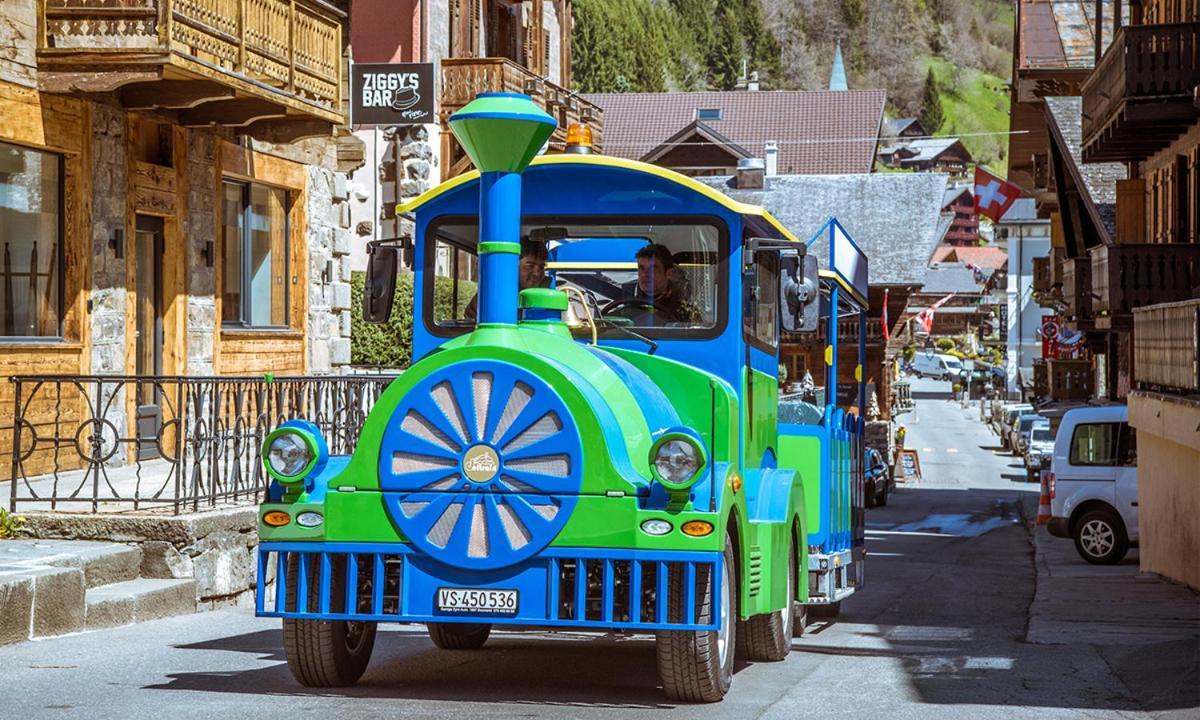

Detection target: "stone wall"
[306, 167, 355, 372]
[185, 130, 217, 375]
[23, 508, 266, 606]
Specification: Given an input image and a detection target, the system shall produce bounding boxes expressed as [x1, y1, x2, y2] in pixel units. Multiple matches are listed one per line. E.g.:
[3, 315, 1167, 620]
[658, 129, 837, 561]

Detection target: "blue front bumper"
[256, 542, 721, 632]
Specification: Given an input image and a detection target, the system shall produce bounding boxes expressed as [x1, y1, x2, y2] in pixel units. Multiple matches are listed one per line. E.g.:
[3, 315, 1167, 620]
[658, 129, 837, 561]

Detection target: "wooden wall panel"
[215, 139, 309, 375]
[0, 81, 90, 481]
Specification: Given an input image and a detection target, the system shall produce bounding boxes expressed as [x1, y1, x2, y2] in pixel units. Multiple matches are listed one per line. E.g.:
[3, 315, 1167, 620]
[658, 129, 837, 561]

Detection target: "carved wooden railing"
[1032, 359, 1049, 401]
[1082, 21, 1200, 157]
[1048, 358, 1094, 401]
[440, 57, 604, 177]
[836, 318, 885, 343]
[1091, 243, 1200, 315]
[1133, 299, 1200, 393]
[1061, 256, 1093, 323]
[39, 0, 342, 110]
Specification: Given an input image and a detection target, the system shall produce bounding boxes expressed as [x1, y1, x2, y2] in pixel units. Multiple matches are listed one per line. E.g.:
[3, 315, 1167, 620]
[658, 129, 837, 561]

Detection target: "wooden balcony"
[1048, 358, 1094, 402]
[1032, 255, 1053, 294]
[440, 57, 604, 179]
[1134, 299, 1200, 393]
[836, 317, 885, 345]
[1032, 359, 1049, 401]
[1061, 256, 1093, 325]
[1081, 22, 1200, 162]
[38, 0, 344, 138]
[1091, 243, 1200, 316]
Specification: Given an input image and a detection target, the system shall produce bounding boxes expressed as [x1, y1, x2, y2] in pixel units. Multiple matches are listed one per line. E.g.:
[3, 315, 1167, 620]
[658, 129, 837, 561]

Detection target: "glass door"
[134, 215, 164, 460]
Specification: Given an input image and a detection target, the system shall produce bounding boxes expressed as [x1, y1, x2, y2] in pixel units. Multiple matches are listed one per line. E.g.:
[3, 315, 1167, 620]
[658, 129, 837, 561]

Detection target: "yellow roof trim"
[396, 154, 798, 242]
[819, 270, 869, 308]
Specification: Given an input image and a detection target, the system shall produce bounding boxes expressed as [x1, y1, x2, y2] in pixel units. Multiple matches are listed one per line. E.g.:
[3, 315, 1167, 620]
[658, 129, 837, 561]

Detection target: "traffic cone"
[1037, 470, 1051, 526]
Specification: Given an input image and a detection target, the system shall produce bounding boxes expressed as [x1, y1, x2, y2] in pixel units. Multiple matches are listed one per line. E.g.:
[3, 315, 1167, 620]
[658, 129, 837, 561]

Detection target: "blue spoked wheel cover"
[379, 360, 584, 570]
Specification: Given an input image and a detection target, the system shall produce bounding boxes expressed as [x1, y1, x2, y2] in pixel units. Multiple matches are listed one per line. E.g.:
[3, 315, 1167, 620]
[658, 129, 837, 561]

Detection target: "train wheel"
[282, 556, 377, 687]
[741, 539, 794, 661]
[656, 533, 736, 702]
[427, 622, 492, 650]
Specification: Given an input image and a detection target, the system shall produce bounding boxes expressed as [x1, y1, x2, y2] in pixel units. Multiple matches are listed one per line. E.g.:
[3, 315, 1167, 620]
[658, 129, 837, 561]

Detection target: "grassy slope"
[927, 57, 1011, 170]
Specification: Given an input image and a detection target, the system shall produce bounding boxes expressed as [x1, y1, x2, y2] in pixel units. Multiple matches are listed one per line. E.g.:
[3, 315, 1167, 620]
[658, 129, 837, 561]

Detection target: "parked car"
[1023, 423, 1053, 481]
[1006, 411, 1039, 452]
[864, 448, 893, 508]
[995, 403, 1032, 442]
[910, 353, 963, 380]
[1047, 405, 1138, 564]
[1012, 414, 1046, 457]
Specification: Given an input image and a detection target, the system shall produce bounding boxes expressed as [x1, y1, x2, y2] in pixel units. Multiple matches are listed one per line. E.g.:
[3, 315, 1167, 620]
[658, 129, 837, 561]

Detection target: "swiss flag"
[973, 167, 1022, 223]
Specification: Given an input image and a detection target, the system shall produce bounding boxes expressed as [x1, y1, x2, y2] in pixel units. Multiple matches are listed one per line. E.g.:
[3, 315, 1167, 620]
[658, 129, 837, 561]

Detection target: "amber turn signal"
[681, 520, 714, 537]
[263, 510, 291, 527]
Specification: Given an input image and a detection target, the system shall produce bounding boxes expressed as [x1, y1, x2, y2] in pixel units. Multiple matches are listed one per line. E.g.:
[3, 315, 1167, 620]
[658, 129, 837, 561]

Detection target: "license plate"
[436, 587, 519, 615]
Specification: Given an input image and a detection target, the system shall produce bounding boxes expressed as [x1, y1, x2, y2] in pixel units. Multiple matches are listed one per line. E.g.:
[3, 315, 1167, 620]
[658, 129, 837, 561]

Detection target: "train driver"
[620, 243, 699, 325]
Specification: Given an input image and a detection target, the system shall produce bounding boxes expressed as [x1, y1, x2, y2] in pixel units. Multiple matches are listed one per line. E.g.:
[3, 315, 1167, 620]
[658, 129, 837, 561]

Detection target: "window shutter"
[470, 0, 482, 56]
[543, 29, 550, 75]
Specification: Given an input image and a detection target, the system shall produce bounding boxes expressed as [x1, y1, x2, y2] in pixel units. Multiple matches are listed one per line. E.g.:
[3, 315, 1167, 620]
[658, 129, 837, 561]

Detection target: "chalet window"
[695, 108, 722, 121]
[0, 141, 63, 339]
[221, 180, 290, 328]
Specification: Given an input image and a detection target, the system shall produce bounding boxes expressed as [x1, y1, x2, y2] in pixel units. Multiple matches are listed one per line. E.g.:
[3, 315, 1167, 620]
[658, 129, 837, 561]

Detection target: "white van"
[910, 353, 963, 380]
[1046, 405, 1138, 564]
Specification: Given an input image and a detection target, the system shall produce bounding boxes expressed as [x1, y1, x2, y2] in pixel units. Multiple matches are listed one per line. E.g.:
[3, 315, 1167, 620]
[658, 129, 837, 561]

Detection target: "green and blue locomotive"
[255, 93, 869, 702]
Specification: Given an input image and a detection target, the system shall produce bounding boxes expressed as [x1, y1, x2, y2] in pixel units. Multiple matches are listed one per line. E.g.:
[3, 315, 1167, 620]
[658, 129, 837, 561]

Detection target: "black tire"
[741, 539, 795, 661]
[427, 622, 492, 650]
[865, 480, 877, 509]
[282, 555, 377, 687]
[656, 533, 736, 703]
[877, 476, 890, 507]
[808, 600, 841, 619]
[1073, 509, 1130, 565]
[1026, 469, 1038, 483]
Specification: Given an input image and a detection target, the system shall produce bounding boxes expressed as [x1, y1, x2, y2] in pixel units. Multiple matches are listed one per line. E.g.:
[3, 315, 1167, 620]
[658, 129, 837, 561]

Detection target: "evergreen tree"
[919, 67, 944, 133]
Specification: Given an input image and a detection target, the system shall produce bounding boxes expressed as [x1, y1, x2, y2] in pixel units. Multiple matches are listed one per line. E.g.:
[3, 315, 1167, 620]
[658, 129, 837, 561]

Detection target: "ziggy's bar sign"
[351, 62, 435, 126]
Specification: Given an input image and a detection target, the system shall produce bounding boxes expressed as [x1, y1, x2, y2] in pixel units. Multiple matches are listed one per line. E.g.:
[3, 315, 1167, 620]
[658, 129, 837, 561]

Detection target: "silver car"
[1011, 413, 1044, 456]
[1023, 423, 1053, 482]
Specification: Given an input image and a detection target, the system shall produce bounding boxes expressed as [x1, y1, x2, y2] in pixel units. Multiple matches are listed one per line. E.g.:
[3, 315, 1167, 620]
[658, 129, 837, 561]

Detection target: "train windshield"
[425, 218, 726, 339]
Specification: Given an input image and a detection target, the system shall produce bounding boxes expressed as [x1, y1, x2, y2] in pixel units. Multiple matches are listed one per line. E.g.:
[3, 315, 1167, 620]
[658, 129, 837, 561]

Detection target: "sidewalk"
[1027, 523, 1200, 711]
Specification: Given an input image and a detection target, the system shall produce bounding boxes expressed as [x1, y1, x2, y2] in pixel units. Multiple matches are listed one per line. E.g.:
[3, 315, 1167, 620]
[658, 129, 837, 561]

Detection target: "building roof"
[695, 172, 950, 286]
[583, 90, 887, 175]
[931, 246, 1008, 270]
[882, 117, 923, 137]
[640, 119, 753, 165]
[916, 264, 987, 295]
[1017, 1, 1112, 70]
[942, 185, 972, 209]
[1044, 96, 1126, 240]
[891, 137, 971, 164]
[998, 197, 1047, 224]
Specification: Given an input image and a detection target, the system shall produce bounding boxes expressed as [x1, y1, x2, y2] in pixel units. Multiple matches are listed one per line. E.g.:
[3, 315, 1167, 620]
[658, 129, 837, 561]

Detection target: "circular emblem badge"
[462, 444, 500, 483]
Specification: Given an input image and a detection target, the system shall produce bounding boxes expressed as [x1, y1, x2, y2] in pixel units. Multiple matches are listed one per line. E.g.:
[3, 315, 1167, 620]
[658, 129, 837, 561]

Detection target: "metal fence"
[7, 374, 397, 514]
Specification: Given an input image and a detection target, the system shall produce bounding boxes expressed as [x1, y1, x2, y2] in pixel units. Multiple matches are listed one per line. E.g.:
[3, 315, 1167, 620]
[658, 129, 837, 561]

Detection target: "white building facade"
[999, 199, 1051, 399]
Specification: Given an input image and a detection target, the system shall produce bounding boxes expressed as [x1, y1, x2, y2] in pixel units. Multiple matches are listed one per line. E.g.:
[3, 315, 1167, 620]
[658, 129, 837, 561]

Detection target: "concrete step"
[84, 578, 197, 631]
[64, 543, 142, 589]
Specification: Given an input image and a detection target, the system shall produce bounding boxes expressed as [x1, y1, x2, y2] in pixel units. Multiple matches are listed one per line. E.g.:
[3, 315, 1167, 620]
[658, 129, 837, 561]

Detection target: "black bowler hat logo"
[390, 87, 421, 112]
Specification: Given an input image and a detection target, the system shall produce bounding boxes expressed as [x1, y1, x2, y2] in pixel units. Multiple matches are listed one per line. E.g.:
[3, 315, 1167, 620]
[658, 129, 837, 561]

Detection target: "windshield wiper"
[600, 321, 658, 354]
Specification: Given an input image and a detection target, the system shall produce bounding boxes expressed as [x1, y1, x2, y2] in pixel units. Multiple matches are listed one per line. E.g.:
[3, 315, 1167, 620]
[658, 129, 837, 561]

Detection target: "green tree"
[919, 67, 944, 132]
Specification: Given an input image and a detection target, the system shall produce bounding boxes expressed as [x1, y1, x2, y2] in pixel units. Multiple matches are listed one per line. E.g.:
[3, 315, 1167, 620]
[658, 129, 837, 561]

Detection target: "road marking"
[922, 447, 935, 452]
[945, 448, 959, 453]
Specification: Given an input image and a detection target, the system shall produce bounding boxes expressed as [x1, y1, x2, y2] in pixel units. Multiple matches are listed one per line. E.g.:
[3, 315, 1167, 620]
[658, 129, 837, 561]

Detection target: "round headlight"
[651, 435, 704, 490]
[640, 519, 672, 536]
[265, 430, 315, 481]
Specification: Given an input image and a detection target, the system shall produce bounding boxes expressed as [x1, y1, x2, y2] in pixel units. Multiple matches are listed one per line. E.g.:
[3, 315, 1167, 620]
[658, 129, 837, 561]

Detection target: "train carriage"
[254, 93, 868, 702]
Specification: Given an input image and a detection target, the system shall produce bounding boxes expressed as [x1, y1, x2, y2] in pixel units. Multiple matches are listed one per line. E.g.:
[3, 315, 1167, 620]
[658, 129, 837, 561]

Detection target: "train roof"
[397, 154, 799, 242]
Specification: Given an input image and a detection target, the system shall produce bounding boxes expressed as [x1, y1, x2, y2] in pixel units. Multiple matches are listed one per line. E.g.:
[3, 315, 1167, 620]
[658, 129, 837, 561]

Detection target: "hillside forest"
[571, 0, 1014, 167]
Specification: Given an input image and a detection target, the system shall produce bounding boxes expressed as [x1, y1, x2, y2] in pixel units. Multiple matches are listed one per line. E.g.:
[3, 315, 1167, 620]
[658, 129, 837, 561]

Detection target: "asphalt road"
[3, 378, 1195, 719]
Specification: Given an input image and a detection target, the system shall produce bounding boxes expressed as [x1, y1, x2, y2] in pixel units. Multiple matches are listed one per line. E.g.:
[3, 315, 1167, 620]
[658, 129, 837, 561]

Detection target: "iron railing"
[7, 374, 396, 514]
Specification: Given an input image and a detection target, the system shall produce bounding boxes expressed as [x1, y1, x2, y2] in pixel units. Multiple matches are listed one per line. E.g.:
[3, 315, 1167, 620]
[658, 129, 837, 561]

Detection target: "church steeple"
[829, 39, 848, 91]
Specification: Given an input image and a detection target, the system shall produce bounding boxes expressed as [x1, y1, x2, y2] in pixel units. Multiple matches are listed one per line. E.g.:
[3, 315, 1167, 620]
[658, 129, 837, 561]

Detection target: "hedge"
[349, 271, 477, 368]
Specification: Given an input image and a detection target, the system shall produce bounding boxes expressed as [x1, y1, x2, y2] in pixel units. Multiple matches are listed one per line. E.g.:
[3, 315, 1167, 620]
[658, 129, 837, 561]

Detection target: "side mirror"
[780, 251, 819, 333]
[364, 240, 399, 324]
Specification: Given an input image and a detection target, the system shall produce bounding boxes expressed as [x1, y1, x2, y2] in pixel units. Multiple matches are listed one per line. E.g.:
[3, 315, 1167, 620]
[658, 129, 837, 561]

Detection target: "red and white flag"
[881, 287, 890, 343]
[916, 293, 955, 335]
[973, 166, 1021, 222]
